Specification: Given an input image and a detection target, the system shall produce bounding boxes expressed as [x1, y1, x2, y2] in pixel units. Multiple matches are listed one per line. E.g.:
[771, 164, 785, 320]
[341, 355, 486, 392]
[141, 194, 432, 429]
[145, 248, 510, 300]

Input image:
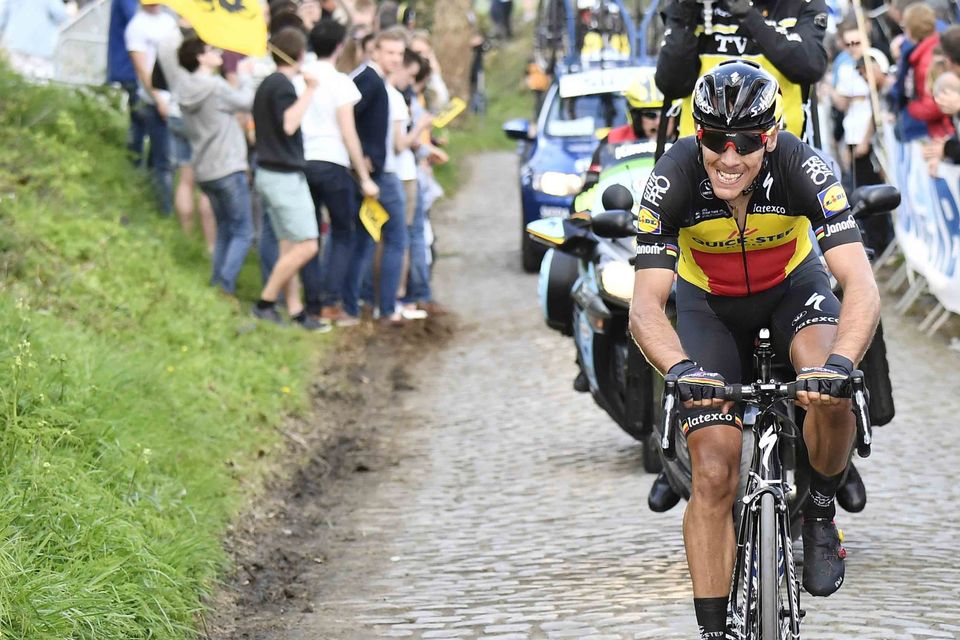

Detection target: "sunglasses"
[697, 128, 769, 155]
[636, 109, 660, 119]
[844, 40, 862, 46]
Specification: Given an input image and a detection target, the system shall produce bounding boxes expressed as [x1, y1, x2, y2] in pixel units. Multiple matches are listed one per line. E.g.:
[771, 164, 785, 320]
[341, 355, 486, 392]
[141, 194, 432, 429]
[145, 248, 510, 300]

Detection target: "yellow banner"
[144, 0, 267, 57]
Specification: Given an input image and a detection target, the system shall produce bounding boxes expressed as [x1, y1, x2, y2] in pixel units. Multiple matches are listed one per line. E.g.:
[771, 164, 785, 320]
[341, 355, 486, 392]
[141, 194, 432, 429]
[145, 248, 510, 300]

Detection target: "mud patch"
[204, 316, 454, 638]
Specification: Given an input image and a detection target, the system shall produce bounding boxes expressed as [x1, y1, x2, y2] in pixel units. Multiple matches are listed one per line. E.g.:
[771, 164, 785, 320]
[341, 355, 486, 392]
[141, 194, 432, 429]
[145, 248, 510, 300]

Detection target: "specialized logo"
[699, 179, 714, 199]
[643, 172, 671, 206]
[817, 182, 849, 216]
[801, 155, 833, 186]
[805, 292, 826, 311]
[636, 207, 661, 234]
[763, 173, 774, 200]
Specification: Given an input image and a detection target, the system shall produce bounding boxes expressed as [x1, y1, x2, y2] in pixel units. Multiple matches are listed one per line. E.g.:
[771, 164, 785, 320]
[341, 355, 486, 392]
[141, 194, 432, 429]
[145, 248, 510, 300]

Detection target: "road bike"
[659, 329, 873, 638]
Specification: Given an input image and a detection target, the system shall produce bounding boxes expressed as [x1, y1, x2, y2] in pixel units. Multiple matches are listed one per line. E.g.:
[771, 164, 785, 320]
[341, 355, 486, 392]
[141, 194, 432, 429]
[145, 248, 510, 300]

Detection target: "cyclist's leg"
[676, 281, 753, 604]
[773, 260, 852, 596]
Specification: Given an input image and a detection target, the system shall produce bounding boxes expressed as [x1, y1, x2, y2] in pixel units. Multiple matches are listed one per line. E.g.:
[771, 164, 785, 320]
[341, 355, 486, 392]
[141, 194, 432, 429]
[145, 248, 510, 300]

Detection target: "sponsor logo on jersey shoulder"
[801, 155, 833, 186]
[815, 214, 857, 239]
[636, 207, 661, 234]
[817, 182, 848, 217]
[643, 172, 671, 206]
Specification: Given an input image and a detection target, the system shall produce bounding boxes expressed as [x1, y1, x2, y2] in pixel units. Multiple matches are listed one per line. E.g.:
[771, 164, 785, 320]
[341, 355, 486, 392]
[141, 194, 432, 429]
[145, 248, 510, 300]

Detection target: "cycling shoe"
[802, 518, 846, 596]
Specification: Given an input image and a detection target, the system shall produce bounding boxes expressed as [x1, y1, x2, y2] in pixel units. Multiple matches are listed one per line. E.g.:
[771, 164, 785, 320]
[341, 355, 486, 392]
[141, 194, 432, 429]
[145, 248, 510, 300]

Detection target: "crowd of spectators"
[93, 0, 454, 331]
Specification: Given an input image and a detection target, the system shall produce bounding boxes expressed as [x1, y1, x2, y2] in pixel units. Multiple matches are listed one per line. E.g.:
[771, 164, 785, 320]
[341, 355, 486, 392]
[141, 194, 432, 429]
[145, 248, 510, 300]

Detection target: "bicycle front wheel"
[759, 492, 781, 639]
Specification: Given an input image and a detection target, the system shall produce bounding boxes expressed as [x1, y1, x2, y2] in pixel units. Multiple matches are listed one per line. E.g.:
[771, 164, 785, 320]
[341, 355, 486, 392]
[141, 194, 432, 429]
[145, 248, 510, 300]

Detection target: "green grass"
[434, 33, 534, 194]
[0, 69, 317, 638]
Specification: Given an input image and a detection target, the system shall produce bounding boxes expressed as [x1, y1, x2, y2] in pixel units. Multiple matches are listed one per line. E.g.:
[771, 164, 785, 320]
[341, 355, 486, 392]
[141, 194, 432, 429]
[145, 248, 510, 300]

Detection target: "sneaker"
[293, 313, 332, 333]
[801, 518, 846, 596]
[400, 304, 428, 320]
[319, 306, 361, 327]
[252, 304, 285, 326]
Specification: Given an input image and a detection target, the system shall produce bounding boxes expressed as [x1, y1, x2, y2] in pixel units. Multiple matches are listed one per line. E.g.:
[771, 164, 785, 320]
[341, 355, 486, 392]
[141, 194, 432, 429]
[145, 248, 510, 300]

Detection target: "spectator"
[933, 71, 960, 164]
[410, 30, 450, 111]
[0, 0, 68, 81]
[490, 0, 514, 40]
[125, 1, 178, 215]
[252, 27, 327, 330]
[159, 33, 255, 296]
[904, 3, 954, 138]
[390, 48, 433, 319]
[941, 24, 960, 72]
[345, 26, 410, 327]
[107, 0, 143, 166]
[299, 18, 379, 325]
[377, 1, 399, 30]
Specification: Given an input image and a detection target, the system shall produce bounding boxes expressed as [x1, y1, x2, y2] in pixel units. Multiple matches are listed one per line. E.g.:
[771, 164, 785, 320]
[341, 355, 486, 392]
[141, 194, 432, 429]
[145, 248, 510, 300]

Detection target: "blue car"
[504, 65, 647, 271]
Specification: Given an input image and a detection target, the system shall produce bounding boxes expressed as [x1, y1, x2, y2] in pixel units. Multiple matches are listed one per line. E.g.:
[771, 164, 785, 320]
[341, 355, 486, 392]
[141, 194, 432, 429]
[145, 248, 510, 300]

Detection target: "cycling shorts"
[676, 254, 841, 437]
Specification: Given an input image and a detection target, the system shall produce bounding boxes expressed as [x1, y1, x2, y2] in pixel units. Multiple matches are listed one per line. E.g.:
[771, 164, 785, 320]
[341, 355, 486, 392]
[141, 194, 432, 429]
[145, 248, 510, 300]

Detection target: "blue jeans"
[304, 161, 358, 312]
[200, 171, 254, 294]
[342, 172, 408, 317]
[135, 101, 173, 215]
[402, 182, 432, 304]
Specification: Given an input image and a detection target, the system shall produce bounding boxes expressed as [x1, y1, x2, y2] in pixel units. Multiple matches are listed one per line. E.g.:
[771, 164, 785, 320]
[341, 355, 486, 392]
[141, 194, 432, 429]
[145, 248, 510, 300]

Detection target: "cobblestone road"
[274, 153, 960, 639]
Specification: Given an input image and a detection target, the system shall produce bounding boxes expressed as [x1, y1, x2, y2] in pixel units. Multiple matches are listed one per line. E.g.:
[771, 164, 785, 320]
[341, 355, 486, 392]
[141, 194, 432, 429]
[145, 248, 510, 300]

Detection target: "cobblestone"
[253, 154, 960, 639]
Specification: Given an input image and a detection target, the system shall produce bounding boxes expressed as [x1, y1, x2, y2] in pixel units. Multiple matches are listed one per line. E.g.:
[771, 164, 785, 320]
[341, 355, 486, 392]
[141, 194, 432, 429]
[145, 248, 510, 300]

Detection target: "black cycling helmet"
[691, 60, 781, 132]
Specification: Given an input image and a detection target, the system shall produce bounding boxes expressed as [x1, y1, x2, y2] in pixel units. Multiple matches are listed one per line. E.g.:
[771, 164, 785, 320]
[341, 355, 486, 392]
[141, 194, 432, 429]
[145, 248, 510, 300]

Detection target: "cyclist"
[573, 71, 666, 214]
[655, 0, 829, 140]
[629, 61, 880, 639]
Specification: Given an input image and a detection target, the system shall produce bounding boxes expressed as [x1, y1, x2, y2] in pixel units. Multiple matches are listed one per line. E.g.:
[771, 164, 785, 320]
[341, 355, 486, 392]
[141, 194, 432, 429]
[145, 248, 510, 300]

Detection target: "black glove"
[669, 360, 727, 403]
[670, 0, 701, 25]
[796, 354, 854, 399]
[722, 0, 754, 19]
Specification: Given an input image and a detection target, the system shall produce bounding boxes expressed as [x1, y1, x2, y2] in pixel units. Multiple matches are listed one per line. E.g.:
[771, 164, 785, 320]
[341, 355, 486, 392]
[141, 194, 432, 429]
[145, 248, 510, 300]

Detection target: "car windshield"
[544, 92, 628, 138]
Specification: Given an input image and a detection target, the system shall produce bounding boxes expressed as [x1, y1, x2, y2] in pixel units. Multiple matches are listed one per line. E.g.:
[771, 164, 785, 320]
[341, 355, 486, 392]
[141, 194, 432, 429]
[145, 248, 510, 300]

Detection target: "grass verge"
[0, 69, 317, 638]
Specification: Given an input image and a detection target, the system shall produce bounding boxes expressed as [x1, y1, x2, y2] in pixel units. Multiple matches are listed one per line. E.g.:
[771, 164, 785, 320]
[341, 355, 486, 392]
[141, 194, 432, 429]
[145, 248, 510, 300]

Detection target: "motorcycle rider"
[649, 0, 868, 513]
[575, 70, 666, 212]
[629, 61, 880, 638]
[655, 0, 829, 140]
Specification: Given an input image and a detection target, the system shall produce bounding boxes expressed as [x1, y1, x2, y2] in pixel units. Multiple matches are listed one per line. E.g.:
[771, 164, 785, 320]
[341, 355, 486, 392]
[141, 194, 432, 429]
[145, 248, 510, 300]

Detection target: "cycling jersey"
[633, 132, 862, 296]
[573, 125, 658, 213]
[655, 0, 829, 138]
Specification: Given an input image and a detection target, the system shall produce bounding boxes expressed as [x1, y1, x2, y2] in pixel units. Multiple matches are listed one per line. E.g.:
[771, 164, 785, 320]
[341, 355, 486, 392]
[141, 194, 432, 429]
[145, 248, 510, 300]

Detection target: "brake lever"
[850, 370, 872, 458]
[661, 374, 679, 461]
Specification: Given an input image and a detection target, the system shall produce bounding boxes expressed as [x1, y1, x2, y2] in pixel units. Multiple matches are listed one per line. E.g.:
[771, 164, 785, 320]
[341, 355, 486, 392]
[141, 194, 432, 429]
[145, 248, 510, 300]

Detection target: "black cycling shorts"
[676, 255, 841, 437]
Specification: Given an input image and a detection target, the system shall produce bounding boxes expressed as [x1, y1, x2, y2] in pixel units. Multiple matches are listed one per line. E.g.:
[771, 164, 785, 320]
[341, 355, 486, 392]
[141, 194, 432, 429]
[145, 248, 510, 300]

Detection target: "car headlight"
[534, 171, 584, 197]
[598, 260, 634, 304]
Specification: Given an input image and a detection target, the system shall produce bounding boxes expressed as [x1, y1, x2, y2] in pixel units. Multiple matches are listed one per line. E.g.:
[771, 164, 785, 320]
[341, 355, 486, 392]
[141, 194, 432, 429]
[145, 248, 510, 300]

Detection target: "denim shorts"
[168, 116, 192, 168]
[254, 168, 319, 242]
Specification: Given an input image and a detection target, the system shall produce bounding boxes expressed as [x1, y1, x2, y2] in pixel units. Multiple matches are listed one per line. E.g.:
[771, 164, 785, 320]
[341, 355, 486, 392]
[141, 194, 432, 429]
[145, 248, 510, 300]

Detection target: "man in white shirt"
[298, 18, 379, 324]
[125, 1, 178, 214]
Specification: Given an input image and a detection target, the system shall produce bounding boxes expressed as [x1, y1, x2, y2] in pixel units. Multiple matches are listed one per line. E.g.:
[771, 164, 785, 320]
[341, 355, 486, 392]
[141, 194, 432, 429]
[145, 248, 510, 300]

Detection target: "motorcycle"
[528, 181, 664, 473]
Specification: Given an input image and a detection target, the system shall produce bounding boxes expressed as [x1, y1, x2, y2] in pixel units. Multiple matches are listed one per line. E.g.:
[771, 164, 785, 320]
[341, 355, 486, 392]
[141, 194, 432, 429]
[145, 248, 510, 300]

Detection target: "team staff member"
[629, 62, 880, 638]
[655, 0, 829, 139]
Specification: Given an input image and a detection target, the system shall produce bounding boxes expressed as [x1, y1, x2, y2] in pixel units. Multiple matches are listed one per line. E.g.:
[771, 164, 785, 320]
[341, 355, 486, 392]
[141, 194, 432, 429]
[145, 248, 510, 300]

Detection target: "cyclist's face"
[701, 129, 778, 201]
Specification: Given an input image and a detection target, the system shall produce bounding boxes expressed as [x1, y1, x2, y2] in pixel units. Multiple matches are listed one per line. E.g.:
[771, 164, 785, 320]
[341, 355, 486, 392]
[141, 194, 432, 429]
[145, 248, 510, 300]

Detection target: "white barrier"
[884, 127, 960, 333]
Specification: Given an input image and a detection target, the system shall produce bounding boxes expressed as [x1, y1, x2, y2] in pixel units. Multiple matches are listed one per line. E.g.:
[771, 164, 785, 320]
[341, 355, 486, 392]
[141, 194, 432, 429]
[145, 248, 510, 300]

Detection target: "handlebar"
[659, 371, 874, 461]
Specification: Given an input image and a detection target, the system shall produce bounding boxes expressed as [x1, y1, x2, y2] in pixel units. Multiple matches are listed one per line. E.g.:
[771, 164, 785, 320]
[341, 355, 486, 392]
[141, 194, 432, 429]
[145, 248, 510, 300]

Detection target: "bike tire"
[760, 492, 780, 639]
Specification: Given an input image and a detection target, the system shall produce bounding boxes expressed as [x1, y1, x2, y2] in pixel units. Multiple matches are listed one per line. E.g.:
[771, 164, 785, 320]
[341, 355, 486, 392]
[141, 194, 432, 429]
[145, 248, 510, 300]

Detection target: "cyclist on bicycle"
[629, 61, 880, 639]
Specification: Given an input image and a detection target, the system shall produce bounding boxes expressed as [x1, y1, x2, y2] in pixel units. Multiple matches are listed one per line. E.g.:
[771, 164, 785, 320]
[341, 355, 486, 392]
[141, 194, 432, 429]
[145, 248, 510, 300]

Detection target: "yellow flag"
[432, 97, 467, 129]
[359, 197, 390, 242]
[144, 0, 267, 57]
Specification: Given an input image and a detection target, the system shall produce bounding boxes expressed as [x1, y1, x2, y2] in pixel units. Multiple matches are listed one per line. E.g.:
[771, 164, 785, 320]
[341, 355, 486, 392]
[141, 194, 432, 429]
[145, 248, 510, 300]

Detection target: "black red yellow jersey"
[633, 133, 862, 297]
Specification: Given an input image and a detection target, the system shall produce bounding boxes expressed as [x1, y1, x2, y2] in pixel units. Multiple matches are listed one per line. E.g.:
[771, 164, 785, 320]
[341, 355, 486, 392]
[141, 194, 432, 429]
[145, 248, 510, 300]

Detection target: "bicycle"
[659, 328, 873, 639]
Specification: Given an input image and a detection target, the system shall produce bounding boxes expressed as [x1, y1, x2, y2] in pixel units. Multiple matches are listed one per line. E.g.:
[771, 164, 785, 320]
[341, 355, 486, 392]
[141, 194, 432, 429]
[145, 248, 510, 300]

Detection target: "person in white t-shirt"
[296, 18, 380, 325]
[125, 2, 178, 215]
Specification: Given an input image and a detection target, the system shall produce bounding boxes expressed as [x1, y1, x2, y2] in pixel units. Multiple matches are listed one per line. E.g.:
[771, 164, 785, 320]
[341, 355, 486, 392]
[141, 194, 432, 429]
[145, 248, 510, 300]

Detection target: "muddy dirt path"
[211, 153, 960, 640]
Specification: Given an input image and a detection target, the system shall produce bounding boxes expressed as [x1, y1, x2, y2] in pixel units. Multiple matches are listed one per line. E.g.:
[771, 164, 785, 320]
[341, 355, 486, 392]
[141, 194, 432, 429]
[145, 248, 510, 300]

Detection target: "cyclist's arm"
[738, 0, 828, 85]
[655, 0, 701, 100]
[823, 243, 880, 364]
[630, 268, 687, 374]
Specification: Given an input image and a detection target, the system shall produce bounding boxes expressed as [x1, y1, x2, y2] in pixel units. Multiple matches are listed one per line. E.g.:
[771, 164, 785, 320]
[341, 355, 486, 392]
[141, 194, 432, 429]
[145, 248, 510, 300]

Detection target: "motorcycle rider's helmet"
[691, 59, 782, 133]
[624, 71, 663, 138]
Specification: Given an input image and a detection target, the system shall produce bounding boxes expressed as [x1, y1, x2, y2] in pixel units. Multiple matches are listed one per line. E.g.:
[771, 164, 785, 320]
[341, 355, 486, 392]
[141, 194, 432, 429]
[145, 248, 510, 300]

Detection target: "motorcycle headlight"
[598, 260, 634, 304]
[534, 171, 584, 197]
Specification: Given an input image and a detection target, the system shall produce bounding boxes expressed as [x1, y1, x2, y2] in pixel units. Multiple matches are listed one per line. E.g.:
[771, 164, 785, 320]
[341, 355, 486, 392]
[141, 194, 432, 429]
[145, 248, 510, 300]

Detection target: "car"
[504, 65, 652, 272]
